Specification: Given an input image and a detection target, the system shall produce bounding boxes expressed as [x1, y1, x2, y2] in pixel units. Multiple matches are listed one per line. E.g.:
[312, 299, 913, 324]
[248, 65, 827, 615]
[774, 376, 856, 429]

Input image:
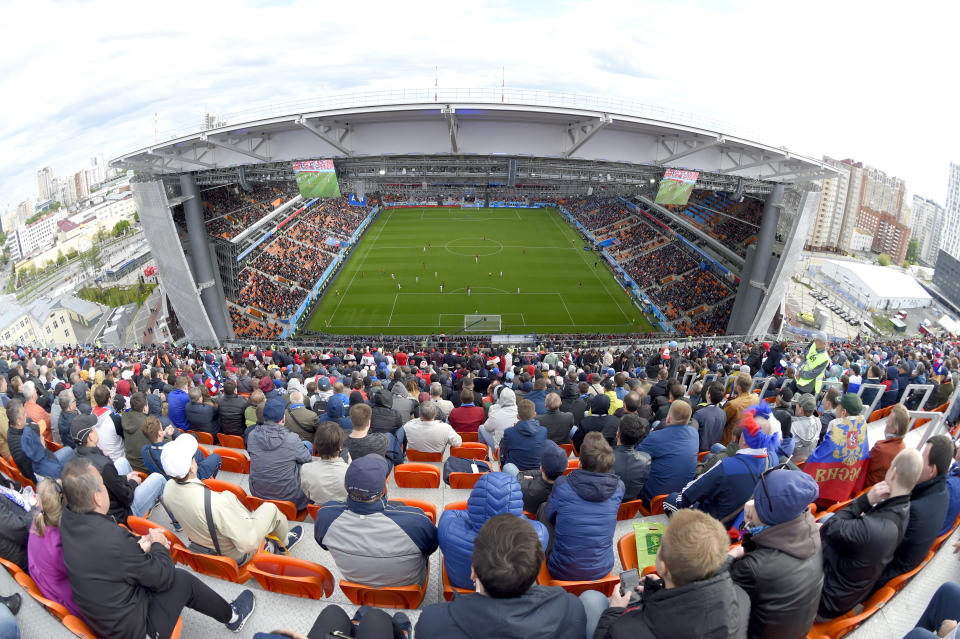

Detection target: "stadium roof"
[825, 259, 931, 302]
[111, 87, 836, 193]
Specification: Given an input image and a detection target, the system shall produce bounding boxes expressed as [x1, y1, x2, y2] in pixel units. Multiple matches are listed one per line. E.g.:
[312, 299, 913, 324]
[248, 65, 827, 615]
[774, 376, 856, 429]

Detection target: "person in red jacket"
[449, 388, 485, 434]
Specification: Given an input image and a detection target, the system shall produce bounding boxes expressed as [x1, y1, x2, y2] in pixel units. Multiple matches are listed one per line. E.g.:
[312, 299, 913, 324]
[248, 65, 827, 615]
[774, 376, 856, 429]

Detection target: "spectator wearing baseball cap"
[314, 454, 438, 588]
[509, 439, 569, 514]
[160, 433, 302, 564]
[246, 397, 313, 511]
[729, 469, 822, 639]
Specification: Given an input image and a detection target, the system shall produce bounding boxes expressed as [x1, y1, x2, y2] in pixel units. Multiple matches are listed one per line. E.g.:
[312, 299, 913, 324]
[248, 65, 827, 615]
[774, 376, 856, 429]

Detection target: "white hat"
[160, 434, 198, 479]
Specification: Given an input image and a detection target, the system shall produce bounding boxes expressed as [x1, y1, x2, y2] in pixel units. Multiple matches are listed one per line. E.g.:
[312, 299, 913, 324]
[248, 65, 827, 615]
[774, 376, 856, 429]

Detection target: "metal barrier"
[857, 383, 887, 419]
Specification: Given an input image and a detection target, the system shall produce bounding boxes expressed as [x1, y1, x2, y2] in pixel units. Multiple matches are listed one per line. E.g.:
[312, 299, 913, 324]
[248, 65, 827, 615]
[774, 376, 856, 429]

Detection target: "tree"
[877, 253, 892, 266]
[112, 220, 130, 237]
[905, 239, 920, 265]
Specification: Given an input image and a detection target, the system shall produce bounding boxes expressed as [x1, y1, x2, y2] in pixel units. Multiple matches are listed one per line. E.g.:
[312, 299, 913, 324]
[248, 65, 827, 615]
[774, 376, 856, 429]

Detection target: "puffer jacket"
[544, 469, 624, 580]
[246, 420, 313, 510]
[326, 396, 353, 432]
[391, 384, 417, 422]
[500, 419, 547, 471]
[218, 394, 248, 436]
[595, 559, 750, 639]
[370, 390, 403, 436]
[818, 493, 910, 619]
[439, 473, 549, 589]
[731, 511, 823, 639]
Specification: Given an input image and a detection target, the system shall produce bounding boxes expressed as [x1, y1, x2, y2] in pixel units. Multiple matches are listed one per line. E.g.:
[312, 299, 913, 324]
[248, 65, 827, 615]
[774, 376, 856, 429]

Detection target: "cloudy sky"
[2, 0, 957, 210]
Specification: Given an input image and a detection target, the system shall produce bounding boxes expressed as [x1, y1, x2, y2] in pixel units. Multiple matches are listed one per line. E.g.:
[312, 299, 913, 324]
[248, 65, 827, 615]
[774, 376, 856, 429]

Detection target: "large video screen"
[654, 169, 699, 206]
[293, 159, 341, 198]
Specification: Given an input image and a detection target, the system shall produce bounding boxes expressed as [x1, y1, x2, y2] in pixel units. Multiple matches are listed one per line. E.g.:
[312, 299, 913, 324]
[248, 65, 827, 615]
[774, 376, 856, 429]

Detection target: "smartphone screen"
[619, 569, 640, 595]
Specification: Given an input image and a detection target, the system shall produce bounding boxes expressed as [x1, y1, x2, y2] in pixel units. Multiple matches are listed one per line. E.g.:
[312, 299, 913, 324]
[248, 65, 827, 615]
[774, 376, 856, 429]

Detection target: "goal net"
[464, 314, 502, 332]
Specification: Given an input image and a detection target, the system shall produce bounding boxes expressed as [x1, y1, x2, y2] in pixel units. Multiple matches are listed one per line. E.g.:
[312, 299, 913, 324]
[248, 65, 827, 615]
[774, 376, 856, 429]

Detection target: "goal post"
[464, 314, 501, 332]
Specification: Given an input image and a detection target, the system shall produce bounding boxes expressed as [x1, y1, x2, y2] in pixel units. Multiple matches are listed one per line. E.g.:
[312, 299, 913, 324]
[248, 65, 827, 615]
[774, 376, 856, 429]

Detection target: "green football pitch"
[306, 207, 654, 335]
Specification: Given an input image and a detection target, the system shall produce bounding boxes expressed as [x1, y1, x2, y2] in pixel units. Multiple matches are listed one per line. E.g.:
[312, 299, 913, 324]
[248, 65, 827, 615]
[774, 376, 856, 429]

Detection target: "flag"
[803, 415, 870, 503]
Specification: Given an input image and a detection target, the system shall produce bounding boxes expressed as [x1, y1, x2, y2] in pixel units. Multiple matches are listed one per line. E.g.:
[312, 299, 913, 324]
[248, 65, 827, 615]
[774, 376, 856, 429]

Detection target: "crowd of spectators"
[201, 183, 299, 240]
[562, 198, 634, 232]
[234, 269, 305, 318]
[0, 335, 955, 638]
[625, 244, 700, 288]
[650, 270, 732, 315]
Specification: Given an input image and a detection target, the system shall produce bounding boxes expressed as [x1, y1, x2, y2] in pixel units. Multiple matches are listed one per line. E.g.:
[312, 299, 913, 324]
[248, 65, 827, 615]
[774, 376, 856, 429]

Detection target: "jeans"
[478, 427, 495, 450]
[579, 590, 610, 639]
[146, 568, 232, 639]
[131, 472, 167, 518]
[0, 603, 19, 639]
[307, 605, 397, 639]
[501, 463, 520, 478]
[114, 457, 133, 476]
[907, 581, 960, 637]
[197, 452, 221, 480]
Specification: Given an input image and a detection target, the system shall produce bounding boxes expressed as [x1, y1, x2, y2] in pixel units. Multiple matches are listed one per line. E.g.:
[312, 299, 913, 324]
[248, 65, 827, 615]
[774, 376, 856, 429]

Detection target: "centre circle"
[444, 238, 504, 257]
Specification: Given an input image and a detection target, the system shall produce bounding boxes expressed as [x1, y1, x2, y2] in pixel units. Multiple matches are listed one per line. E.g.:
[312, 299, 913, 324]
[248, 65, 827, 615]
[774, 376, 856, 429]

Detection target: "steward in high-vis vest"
[795, 332, 831, 395]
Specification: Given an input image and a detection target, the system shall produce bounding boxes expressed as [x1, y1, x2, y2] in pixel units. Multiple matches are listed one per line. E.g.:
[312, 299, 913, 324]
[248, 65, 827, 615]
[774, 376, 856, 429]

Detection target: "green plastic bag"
[633, 520, 665, 571]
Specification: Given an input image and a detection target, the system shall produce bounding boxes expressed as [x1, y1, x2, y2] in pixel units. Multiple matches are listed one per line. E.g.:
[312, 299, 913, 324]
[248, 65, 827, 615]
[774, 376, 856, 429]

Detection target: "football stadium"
[4, 89, 958, 639]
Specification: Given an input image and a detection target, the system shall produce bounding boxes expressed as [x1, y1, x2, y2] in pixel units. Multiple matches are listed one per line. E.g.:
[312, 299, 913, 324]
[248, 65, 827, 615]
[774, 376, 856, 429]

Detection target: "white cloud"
[1, 0, 957, 209]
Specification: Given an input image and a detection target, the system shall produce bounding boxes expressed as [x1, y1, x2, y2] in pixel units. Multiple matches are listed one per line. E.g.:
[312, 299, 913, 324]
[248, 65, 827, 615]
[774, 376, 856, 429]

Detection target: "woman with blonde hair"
[27, 479, 83, 618]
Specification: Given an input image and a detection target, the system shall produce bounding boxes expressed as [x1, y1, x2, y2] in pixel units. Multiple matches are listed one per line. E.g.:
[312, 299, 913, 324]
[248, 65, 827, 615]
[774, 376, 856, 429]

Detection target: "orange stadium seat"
[807, 586, 895, 639]
[406, 448, 443, 462]
[246, 496, 307, 521]
[15, 571, 70, 620]
[217, 434, 246, 449]
[339, 575, 429, 609]
[617, 532, 638, 571]
[65, 615, 182, 639]
[247, 554, 335, 599]
[617, 499, 645, 521]
[449, 472, 486, 489]
[216, 448, 250, 474]
[177, 546, 253, 584]
[885, 549, 934, 592]
[558, 443, 576, 457]
[563, 459, 581, 476]
[450, 442, 488, 460]
[639, 495, 668, 517]
[394, 463, 441, 488]
[190, 431, 215, 445]
[444, 500, 468, 511]
[456, 432, 479, 443]
[536, 561, 619, 596]
[307, 503, 321, 521]
[391, 497, 438, 524]
[202, 479, 249, 505]
[0, 556, 22, 576]
[442, 562, 474, 601]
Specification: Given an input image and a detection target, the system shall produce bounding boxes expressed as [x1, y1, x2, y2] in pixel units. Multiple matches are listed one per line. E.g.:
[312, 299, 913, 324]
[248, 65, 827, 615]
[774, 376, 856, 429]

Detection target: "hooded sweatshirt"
[325, 395, 353, 432]
[246, 420, 312, 510]
[544, 468, 624, 580]
[482, 388, 518, 450]
[500, 419, 547, 471]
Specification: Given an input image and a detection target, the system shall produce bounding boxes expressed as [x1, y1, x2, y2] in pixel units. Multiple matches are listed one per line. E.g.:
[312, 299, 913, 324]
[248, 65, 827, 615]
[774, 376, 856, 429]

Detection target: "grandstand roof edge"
[112, 94, 835, 183]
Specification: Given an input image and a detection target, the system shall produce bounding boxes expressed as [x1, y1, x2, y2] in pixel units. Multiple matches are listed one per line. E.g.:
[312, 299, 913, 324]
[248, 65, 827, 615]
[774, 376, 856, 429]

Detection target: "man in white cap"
[160, 434, 303, 563]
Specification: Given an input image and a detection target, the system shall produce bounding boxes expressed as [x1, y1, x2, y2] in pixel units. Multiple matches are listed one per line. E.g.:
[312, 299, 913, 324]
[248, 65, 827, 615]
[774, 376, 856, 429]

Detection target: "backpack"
[311, 395, 328, 415]
[442, 456, 491, 485]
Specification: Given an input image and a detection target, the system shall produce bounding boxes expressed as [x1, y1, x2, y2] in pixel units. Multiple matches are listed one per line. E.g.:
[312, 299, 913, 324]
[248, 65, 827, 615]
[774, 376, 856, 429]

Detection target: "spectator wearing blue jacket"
[664, 409, 773, 524]
[166, 377, 190, 430]
[544, 431, 624, 581]
[523, 378, 549, 416]
[940, 451, 960, 536]
[500, 400, 547, 472]
[637, 400, 698, 503]
[439, 472, 549, 590]
[692, 382, 726, 452]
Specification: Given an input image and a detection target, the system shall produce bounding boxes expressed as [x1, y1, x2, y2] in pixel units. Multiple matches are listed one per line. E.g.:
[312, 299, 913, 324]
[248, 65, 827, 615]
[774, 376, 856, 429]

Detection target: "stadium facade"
[111, 88, 836, 346]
